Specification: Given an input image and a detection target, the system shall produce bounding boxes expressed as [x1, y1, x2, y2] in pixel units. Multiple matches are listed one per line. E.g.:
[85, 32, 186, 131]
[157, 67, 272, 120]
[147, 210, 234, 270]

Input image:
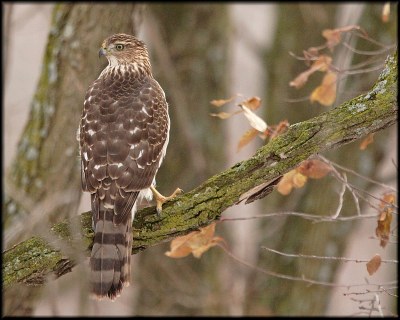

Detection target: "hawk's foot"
[150, 185, 183, 214]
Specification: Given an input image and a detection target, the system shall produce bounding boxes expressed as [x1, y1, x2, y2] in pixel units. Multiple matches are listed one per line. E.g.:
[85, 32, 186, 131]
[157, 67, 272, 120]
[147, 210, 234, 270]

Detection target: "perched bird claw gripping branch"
[150, 185, 183, 215]
[78, 34, 180, 300]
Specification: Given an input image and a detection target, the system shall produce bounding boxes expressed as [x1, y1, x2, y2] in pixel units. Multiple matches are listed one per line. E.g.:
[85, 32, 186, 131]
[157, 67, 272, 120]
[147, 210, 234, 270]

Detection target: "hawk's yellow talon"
[150, 185, 183, 214]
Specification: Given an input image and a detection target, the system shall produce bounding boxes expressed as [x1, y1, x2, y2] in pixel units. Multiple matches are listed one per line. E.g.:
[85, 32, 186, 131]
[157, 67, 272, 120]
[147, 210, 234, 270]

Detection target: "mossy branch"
[3, 53, 397, 289]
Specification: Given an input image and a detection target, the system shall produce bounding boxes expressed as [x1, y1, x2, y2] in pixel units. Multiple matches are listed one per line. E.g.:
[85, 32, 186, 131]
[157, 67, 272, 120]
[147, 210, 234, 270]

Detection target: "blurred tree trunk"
[258, 5, 346, 315]
[133, 4, 229, 315]
[3, 3, 142, 315]
[220, 4, 275, 315]
[2, 3, 13, 88]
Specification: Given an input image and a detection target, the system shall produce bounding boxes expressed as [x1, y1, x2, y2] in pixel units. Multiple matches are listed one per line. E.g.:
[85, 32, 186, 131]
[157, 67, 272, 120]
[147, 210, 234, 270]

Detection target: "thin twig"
[220, 211, 382, 223]
[340, 63, 385, 76]
[332, 172, 347, 218]
[311, 156, 363, 215]
[375, 293, 384, 317]
[355, 31, 392, 49]
[349, 182, 397, 210]
[217, 242, 397, 289]
[317, 155, 398, 212]
[319, 155, 397, 192]
[344, 287, 398, 298]
[367, 236, 397, 244]
[261, 247, 398, 264]
[342, 41, 395, 56]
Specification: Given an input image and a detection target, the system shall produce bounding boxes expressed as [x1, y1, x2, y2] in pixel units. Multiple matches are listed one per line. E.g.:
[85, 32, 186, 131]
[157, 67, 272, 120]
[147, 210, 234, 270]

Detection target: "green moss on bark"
[3, 237, 62, 288]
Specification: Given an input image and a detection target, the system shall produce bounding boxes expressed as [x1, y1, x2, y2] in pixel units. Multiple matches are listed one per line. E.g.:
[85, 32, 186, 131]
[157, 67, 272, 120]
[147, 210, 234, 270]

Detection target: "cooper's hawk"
[79, 33, 181, 300]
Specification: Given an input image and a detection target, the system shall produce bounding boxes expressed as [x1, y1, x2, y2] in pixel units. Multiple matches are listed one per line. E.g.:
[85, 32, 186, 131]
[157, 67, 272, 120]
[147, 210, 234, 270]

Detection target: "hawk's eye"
[115, 44, 124, 51]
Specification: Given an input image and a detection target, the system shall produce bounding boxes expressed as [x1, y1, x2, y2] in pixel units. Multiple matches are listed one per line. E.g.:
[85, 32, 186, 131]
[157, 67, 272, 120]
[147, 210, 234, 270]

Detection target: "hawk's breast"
[80, 66, 169, 218]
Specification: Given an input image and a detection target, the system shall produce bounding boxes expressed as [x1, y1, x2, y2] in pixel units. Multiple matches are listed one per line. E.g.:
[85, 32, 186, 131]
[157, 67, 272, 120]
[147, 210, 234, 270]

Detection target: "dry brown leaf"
[165, 223, 223, 259]
[322, 25, 364, 50]
[360, 133, 375, 150]
[277, 171, 296, 195]
[237, 128, 259, 152]
[376, 210, 392, 248]
[292, 172, 307, 188]
[366, 254, 382, 276]
[382, 3, 390, 23]
[239, 105, 268, 132]
[380, 193, 396, 207]
[277, 170, 308, 195]
[312, 55, 332, 72]
[240, 96, 262, 110]
[303, 47, 320, 63]
[290, 67, 317, 89]
[164, 235, 194, 258]
[209, 111, 239, 120]
[322, 29, 342, 50]
[375, 192, 395, 248]
[210, 96, 237, 107]
[265, 120, 290, 140]
[290, 55, 332, 89]
[297, 159, 332, 179]
[310, 71, 337, 106]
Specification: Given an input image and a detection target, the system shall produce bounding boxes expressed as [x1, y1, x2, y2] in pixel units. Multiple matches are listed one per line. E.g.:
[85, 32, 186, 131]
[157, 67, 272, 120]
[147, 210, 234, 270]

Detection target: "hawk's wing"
[79, 76, 169, 224]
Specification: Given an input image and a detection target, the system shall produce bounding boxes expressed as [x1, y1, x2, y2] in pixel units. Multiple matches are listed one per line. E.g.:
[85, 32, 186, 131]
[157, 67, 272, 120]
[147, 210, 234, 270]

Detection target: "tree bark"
[3, 51, 397, 290]
[2, 3, 142, 315]
[4, 3, 141, 230]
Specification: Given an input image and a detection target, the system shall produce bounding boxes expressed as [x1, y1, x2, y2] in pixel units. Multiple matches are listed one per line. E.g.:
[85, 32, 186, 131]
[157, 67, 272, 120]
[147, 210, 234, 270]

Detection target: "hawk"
[79, 33, 181, 300]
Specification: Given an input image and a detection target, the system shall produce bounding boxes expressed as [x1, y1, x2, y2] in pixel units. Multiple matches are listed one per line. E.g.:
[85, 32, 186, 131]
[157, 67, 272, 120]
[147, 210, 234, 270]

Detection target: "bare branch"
[332, 172, 347, 218]
[261, 247, 398, 264]
[342, 41, 396, 56]
[218, 243, 396, 289]
[318, 155, 397, 192]
[344, 287, 398, 298]
[220, 211, 382, 223]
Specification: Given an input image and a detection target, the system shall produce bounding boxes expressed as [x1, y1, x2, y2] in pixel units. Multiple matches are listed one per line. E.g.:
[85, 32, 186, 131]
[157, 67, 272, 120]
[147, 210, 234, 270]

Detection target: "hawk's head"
[99, 33, 151, 72]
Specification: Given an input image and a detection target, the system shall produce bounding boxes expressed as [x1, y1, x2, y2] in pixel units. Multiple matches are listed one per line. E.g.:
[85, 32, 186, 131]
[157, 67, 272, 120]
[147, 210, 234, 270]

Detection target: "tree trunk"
[4, 2, 141, 230]
[133, 4, 230, 314]
[3, 3, 142, 315]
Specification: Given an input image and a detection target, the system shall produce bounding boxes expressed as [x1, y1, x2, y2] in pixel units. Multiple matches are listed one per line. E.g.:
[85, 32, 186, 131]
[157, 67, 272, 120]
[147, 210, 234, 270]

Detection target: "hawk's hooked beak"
[98, 47, 107, 58]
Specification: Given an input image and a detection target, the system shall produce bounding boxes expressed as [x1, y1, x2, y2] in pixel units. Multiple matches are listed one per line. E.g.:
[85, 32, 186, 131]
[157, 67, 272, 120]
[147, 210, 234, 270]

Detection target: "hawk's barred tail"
[90, 210, 132, 300]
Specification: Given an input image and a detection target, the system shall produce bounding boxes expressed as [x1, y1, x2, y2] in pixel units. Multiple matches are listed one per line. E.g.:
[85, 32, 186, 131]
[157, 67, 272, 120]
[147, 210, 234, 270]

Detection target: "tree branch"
[3, 53, 397, 289]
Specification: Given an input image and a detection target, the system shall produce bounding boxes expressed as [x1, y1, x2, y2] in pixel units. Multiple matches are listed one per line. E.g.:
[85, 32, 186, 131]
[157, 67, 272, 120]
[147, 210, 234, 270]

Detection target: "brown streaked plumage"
[79, 33, 171, 300]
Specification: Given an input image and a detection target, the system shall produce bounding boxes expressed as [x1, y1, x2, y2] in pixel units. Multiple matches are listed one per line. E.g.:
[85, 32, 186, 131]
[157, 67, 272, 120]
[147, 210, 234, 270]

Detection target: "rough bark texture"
[4, 3, 141, 228]
[3, 52, 397, 290]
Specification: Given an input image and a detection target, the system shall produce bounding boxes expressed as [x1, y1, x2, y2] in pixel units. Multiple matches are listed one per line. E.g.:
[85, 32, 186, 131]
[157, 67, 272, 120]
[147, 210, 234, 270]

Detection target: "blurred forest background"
[2, 3, 397, 316]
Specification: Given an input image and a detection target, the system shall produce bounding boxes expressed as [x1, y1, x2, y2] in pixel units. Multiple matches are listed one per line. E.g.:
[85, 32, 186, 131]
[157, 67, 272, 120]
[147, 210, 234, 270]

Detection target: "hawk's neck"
[99, 62, 152, 79]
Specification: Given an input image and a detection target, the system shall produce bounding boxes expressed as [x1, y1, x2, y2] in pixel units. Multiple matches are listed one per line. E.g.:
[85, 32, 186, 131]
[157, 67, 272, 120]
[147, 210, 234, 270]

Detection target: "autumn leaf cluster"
[165, 223, 223, 258]
[210, 95, 289, 151]
[289, 25, 369, 107]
